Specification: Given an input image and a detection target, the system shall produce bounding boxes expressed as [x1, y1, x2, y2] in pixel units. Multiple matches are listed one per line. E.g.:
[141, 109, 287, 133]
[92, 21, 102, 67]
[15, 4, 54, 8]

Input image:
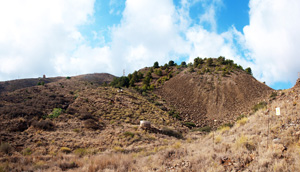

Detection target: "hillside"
[0, 73, 115, 95]
[1, 58, 297, 172]
[156, 67, 273, 128]
[121, 57, 273, 128]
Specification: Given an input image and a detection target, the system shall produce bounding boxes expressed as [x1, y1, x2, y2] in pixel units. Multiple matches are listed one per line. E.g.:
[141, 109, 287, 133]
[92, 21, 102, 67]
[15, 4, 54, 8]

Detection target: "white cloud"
[53, 45, 112, 76]
[109, 0, 189, 75]
[2, 0, 298, 88]
[0, 0, 95, 80]
[243, 0, 300, 85]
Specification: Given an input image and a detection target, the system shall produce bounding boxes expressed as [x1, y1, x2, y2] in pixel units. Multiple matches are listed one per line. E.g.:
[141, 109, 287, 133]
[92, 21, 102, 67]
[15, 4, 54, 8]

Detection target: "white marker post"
[276, 107, 280, 116]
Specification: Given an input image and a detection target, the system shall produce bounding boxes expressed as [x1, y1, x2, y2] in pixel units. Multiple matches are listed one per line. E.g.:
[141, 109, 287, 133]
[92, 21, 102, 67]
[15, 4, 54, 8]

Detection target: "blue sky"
[1, 0, 300, 90]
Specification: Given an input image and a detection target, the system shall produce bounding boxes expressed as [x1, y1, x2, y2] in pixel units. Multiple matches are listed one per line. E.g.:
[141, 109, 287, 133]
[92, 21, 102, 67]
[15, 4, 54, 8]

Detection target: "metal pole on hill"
[213, 119, 217, 150]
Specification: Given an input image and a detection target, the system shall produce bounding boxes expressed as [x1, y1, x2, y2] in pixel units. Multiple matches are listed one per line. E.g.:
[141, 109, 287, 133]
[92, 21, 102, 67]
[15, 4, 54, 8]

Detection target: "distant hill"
[0, 73, 115, 95]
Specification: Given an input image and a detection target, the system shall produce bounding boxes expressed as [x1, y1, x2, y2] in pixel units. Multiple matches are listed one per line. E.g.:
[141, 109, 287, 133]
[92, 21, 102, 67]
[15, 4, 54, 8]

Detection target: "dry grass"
[1, 82, 300, 171]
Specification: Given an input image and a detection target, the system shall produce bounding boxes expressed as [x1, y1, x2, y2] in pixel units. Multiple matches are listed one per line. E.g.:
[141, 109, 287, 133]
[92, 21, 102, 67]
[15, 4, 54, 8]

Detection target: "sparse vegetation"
[0, 142, 13, 154]
[161, 127, 183, 139]
[192, 126, 211, 132]
[182, 121, 196, 129]
[253, 101, 267, 112]
[22, 148, 32, 156]
[47, 108, 63, 119]
[270, 91, 278, 99]
[32, 120, 55, 130]
[1, 57, 292, 172]
[245, 67, 252, 75]
[60, 147, 72, 153]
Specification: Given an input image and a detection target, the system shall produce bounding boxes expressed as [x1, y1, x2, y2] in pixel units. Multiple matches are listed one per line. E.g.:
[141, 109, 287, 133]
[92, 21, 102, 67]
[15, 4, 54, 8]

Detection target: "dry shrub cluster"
[84, 153, 135, 172]
[32, 119, 55, 131]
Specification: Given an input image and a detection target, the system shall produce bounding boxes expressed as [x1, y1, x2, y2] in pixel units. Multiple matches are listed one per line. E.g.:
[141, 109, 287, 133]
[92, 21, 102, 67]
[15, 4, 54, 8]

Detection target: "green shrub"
[236, 114, 246, 121]
[66, 76, 71, 79]
[192, 126, 211, 132]
[155, 69, 163, 76]
[22, 148, 32, 156]
[74, 148, 88, 157]
[245, 67, 252, 75]
[206, 58, 213, 66]
[168, 109, 181, 120]
[123, 131, 135, 138]
[253, 101, 267, 112]
[153, 61, 159, 68]
[188, 67, 195, 73]
[110, 76, 130, 88]
[161, 127, 183, 139]
[270, 92, 278, 99]
[168, 60, 175, 66]
[218, 122, 234, 129]
[182, 122, 196, 129]
[60, 147, 72, 153]
[180, 61, 187, 67]
[48, 108, 63, 119]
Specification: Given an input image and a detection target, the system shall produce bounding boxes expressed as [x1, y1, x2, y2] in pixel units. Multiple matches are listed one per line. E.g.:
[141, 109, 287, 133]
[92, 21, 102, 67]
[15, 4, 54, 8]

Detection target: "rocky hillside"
[156, 67, 273, 128]
[121, 57, 273, 128]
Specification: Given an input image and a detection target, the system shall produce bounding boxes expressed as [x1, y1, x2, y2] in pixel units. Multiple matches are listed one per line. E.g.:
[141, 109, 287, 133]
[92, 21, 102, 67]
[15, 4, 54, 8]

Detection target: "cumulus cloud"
[243, 0, 300, 85]
[0, 0, 95, 80]
[109, 0, 189, 75]
[1, 0, 298, 89]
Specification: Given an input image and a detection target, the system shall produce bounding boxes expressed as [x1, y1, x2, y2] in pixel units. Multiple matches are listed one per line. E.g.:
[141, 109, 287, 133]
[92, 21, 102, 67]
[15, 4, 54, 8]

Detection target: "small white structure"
[140, 120, 151, 129]
[276, 107, 280, 116]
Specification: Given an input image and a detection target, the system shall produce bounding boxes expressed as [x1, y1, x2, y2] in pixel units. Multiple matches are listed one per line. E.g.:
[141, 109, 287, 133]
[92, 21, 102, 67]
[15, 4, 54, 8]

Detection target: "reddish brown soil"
[155, 69, 273, 127]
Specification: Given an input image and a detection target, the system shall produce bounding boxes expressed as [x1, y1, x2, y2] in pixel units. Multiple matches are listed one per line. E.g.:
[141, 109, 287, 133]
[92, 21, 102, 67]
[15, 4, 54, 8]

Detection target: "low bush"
[219, 122, 234, 129]
[253, 101, 267, 112]
[0, 142, 13, 154]
[270, 92, 278, 99]
[161, 127, 183, 139]
[60, 147, 72, 154]
[84, 119, 100, 130]
[182, 121, 196, 129]
[59, 162, 78, 171]
[74, 148, 88, 157]
[236, 114, 246, 121]
[22, 148, 32, 156]
[123, 131, 135, 138]
[192, 126, 212, 132]
[78, 112, 95, 120]
[168, 109, 182, 120]
[48, 108, 63, 119]
[32, 120, 55, 131]
[237, 117, 248, 126]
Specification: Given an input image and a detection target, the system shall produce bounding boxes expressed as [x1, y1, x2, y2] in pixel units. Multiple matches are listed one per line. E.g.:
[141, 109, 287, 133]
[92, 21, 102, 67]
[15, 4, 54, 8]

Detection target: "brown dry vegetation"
[1, 63, 299, 171]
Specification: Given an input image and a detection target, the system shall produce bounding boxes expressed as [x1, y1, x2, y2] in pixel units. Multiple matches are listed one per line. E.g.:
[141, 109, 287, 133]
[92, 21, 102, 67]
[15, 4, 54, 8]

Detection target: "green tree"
[245, 67, 252, 75]
[168, 60, 175, 66]
[207, 58, 213, 66]
[217, 56, 225, 64]
[143, 76, 151, 86]
[194, 57, 204, 68]
[153, 61, 159, 68]
[180, 61, 187, 67]
[155, 69, 162, 76]
[110, 76, 130, 88]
